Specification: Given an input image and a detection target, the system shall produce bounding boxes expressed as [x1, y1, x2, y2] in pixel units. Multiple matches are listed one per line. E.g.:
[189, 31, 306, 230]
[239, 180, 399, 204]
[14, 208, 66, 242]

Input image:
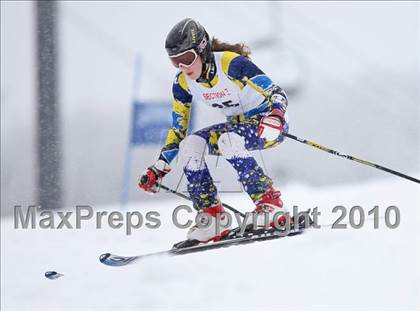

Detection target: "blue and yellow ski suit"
[159, 51, 289, 210]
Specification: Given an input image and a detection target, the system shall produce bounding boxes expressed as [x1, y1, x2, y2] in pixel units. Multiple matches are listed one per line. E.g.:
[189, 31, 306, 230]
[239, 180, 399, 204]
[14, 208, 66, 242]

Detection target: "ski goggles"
[169, 49, 198, 68]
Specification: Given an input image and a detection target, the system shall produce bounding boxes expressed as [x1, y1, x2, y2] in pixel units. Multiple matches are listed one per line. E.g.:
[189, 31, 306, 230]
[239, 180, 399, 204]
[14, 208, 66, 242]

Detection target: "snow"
[1, 176, 419, 310]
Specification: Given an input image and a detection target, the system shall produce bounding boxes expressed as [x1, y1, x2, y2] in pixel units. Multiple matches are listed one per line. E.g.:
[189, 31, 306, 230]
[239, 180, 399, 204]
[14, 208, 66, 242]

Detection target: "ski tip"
[45, 271, 63, 280]
[99, 253, 138, 267]
[99, 253, 111, 263]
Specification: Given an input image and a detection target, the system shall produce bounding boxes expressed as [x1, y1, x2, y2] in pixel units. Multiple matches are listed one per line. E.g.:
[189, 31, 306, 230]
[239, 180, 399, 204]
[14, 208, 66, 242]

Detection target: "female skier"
[139, 18, 289, 243]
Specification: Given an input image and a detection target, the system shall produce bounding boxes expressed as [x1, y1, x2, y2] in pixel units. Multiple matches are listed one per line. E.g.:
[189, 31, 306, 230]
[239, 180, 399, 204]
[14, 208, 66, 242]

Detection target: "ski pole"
[283, 132, 420, 184]
[157, 183, 246, 218]
[244, 78, 418, 183]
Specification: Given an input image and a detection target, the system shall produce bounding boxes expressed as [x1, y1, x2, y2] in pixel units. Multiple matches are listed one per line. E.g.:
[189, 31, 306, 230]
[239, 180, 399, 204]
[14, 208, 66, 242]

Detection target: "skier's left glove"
[257, 108, 286, 141]
[138, 160, 171, 194]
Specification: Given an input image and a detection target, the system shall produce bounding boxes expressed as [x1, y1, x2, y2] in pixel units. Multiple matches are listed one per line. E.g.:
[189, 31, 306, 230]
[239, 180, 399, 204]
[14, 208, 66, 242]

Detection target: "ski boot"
[173, 203, 231, 249]
[244, 186, 289, 231]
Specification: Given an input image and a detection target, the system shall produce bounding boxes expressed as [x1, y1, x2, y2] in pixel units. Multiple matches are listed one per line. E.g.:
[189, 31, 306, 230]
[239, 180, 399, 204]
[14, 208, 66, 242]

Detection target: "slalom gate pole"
[158, 183, 246, 218]
[283, 132, 420, 184]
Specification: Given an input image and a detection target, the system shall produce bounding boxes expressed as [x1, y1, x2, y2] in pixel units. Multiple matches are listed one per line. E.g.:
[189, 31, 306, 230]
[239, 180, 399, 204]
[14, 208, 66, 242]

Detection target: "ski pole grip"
[140, 175, 149, 185]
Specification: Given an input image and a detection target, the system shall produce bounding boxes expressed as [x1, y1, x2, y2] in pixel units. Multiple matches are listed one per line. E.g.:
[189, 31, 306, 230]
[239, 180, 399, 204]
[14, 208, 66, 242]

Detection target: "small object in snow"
[45, 271, 63, 280]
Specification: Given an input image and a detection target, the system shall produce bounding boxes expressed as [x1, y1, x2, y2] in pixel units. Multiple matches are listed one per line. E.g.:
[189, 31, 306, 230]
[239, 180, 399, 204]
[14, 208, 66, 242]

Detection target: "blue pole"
[121, 144, 133, 207]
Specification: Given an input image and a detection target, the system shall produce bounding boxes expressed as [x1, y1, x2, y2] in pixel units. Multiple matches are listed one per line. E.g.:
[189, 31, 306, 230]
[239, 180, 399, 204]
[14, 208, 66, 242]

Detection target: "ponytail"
[211, 37, 251, 58]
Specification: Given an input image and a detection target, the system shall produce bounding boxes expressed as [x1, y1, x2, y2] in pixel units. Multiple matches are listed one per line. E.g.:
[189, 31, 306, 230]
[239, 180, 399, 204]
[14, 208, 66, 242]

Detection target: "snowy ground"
[1, 176, 419, 311]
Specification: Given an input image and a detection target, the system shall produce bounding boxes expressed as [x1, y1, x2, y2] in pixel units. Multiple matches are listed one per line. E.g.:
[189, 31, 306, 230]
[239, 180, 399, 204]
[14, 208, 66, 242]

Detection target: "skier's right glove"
[138, 160, 171, 194]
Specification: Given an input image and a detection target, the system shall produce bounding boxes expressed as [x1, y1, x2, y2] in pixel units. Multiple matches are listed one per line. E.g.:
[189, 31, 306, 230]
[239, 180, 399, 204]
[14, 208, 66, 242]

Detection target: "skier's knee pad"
[217, 132, 250, 159]
[179, 134, 208, 170]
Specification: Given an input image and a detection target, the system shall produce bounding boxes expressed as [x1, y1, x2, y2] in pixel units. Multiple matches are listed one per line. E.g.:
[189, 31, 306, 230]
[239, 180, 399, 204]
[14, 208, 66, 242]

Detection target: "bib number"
[211, 100, 239, 109]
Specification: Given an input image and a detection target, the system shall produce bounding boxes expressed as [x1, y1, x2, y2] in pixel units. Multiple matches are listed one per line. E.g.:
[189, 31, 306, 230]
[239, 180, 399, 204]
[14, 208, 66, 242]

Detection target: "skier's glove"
[138, 160, 171, 194]
[257, 108, 286, 141]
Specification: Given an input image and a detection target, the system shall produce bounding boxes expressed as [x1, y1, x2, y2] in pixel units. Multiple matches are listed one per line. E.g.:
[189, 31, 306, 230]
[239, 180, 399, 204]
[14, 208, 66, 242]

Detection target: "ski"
[99, 227, 304, 267]
[99, 210, 313, 267]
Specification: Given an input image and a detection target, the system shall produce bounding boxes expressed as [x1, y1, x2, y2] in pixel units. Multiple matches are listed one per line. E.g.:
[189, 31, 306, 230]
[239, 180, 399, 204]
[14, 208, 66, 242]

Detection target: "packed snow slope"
[1, 176, 419, 310]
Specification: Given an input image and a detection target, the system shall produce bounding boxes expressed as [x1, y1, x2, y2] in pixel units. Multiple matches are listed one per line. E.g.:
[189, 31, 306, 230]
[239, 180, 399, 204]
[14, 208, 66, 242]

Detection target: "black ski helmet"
[165, 18, 212, 64]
